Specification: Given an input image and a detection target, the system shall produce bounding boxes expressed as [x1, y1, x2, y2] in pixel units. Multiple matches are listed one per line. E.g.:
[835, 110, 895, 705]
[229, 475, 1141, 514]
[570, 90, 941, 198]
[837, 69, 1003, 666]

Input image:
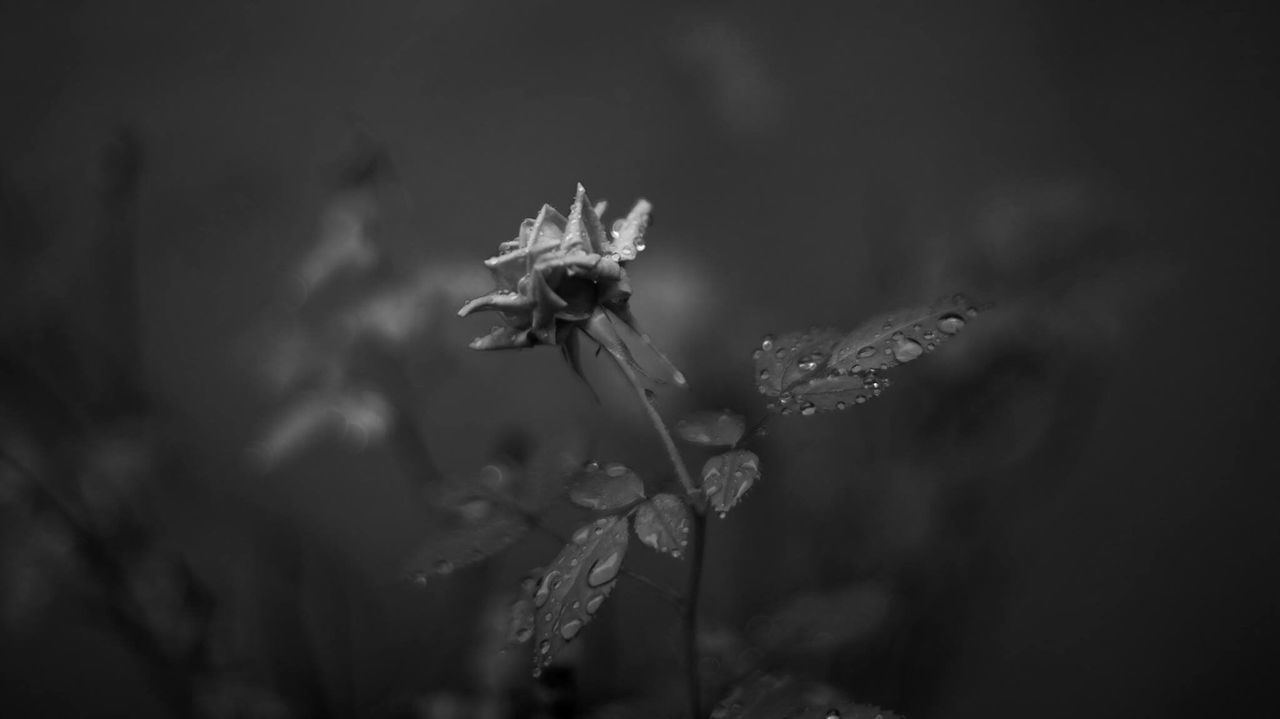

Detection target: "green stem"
[601, 346, 705, 719]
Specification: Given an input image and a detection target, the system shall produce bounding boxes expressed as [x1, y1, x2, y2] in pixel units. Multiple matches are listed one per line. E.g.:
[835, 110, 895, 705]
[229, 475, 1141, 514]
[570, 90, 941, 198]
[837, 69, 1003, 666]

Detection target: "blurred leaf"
[568, 462, 645, 511]
[531, 515, 629, 676]
[754, 581, 893, 653]
[829, 294, 981, 374]
[506, 573, 537, 646]
[294, 191, 380, 300]
[710, 672, 903, 719]
[675, 410, 746, 447]
[632, 494, 690, 557]
[702, 450, 760, 518]
[406, 495, 528, 582]
[253, 387, 392, 468]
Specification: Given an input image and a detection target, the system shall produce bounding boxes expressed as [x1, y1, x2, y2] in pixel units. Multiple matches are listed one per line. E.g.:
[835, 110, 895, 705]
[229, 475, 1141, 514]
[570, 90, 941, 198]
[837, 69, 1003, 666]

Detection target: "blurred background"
[2, 1, 1277, 717]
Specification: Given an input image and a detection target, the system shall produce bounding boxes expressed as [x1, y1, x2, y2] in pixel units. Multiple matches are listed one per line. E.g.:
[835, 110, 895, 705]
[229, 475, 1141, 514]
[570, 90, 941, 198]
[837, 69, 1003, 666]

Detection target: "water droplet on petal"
[761, 335, 775, 351]
[825, 710, 842, 719]
[856, 346, 876, 359]
[800, 404, 817, 416]
[586, 595, 605, 613]
[572, 526, 591, 544]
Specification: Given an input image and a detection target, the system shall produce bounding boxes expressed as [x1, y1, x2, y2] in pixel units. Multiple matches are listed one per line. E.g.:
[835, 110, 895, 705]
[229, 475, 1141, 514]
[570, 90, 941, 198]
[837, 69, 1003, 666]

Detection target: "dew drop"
[572, 526, 591, 544]
[758, 369, 770, 380]
[605, 463, 628, 477]
[611, 218, 624, 238]
[585, 595, 605, 613]
[892, 338, 924, 363]
[774, 349, 786, 359]
[825, 710, 842, 719]
[937, 313, 966, 334]
[800, 404, 817, 416]
[761, 335, 775, 351]
[559, 619, 583, 640]
[835, 401, 847, 410]
[514, 626, 533, 642]
[635, 240, 646, 251]
[856, 346, 876, 359]
[752, 349, 763, 360]
[538, 640, 550, 654]
[854, 395, 867, 404]
[587, 551, 622, 586]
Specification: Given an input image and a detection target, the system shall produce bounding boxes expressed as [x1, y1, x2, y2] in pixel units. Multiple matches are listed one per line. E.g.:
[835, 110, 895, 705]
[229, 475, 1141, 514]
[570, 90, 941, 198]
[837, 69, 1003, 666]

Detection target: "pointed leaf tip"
[702, 449, 760, 517]
[633, 494, 690, 557]
[532, 516, 629, 674]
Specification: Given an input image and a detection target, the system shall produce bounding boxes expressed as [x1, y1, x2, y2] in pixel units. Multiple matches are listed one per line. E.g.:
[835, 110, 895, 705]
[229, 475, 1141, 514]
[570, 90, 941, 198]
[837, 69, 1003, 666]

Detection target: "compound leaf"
[632, 494, 690, 557]
[531, 515, 629, 675]
[568, 462, 645, 510]
[675, 410, 746, 447]
[702, 450, 760, 518]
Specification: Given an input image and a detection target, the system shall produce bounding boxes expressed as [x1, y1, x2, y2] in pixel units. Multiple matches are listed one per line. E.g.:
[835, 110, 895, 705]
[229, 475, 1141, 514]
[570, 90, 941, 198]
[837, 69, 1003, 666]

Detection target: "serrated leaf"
[568, 462, 645, 510]
[531, 516, 630, 675]
[710, 673, 904, 719]
[405, 496, 528, 581]
[829, 294, 981, 373]
[753, 327, 878, 416]
[701, 450, 760, 518]
[675, 410, 746, 447]
[632, 494, 690, 557]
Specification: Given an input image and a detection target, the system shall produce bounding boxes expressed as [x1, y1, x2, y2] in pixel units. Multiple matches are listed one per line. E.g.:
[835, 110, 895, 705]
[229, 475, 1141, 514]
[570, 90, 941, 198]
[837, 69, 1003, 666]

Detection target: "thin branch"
[599, 341, 706, 719]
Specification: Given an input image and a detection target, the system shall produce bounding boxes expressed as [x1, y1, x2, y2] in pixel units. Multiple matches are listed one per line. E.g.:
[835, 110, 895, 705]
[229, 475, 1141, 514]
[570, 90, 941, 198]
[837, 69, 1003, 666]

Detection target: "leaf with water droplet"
[568, 462, 645, 510]
[404, 502, 528, 583]
[829, 294, 983, 374]
[632, 494, 690, 557]
[701, 450, 760, 517]
[505, 570, 539, 646]
[532, 515, 630, 674]
[675, 410, 747, 447]
[753, 328, 879, 414]
[405, 468, 530, 582]
[710, 672, 904, 719]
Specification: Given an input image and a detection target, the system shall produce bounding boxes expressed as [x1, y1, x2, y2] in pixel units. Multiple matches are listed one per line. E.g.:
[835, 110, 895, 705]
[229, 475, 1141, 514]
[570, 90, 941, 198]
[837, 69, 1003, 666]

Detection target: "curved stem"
[600, 343, 706, 719]
[600, 343, 698, 500]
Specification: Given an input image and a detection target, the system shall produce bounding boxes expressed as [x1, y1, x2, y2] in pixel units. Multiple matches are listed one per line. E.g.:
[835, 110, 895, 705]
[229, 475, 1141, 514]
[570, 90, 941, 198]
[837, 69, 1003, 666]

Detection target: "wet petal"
[458, 290, 535, 317]
[530, 271, 568, 344]
[469, 325, 535, 350]
[563, 184, 608, 255]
